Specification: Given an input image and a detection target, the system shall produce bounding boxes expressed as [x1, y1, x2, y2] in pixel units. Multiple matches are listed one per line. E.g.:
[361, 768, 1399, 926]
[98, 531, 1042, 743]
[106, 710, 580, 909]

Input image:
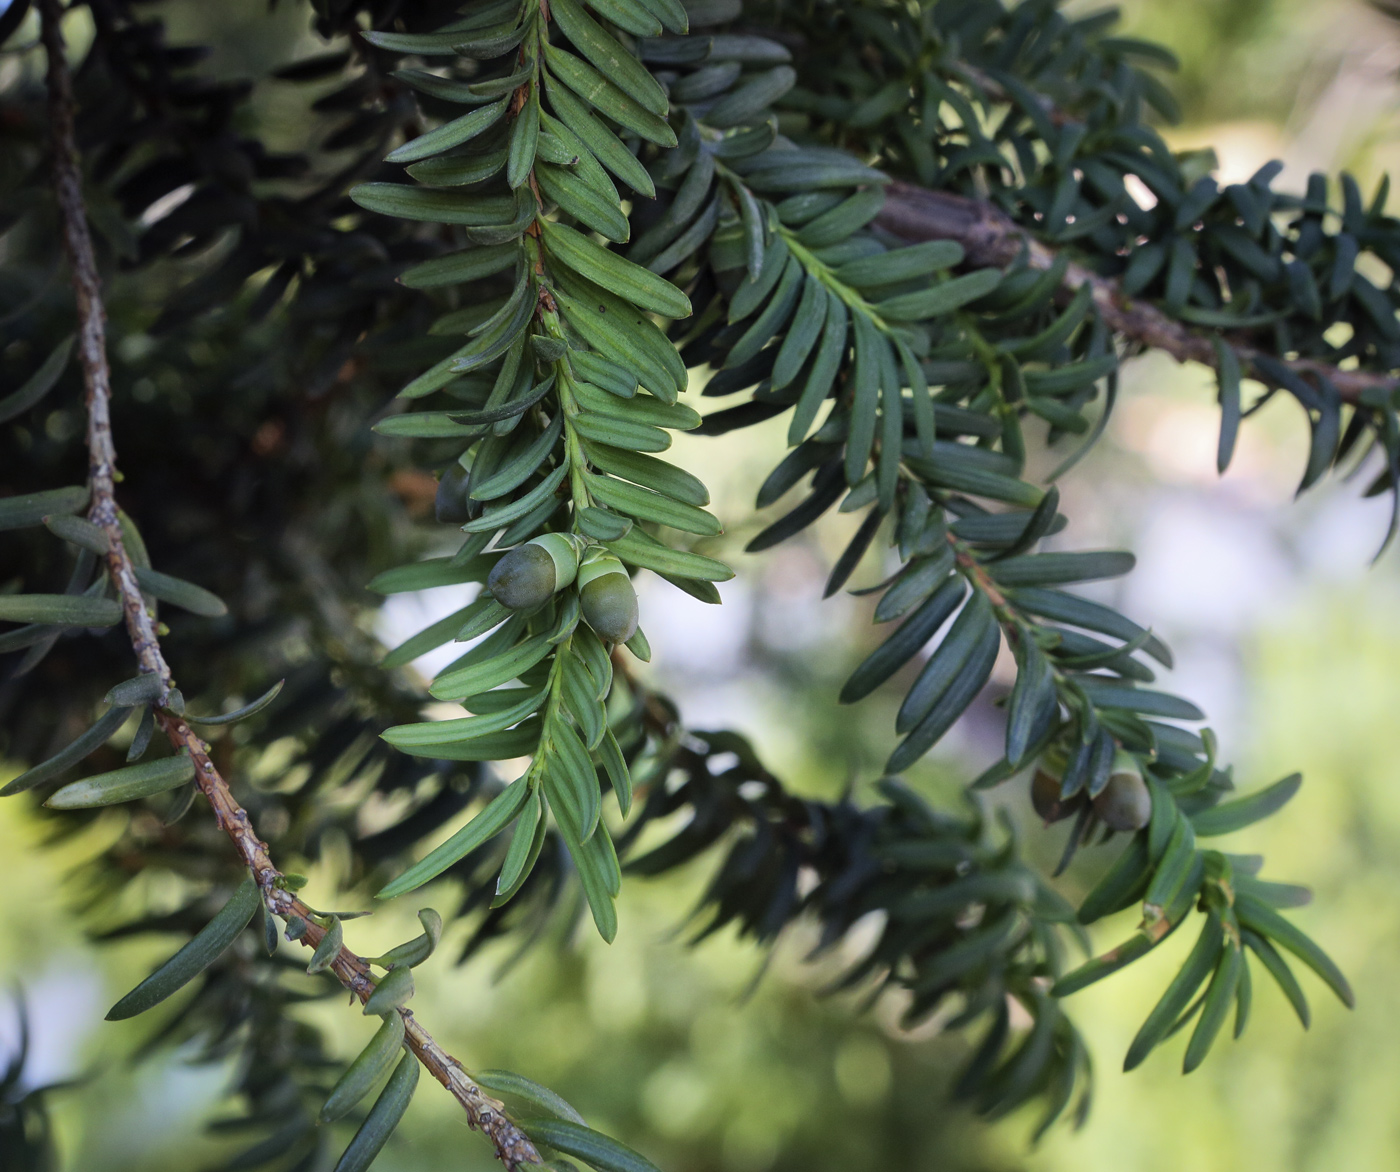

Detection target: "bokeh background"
[5, 0, 1400, 1169]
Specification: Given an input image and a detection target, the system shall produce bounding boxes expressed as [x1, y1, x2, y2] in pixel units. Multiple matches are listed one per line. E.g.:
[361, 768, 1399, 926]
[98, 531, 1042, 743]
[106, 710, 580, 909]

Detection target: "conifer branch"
[41, 0, 174, 701]
[877, 180, 1398, 404]
[40, 4, 541, 1164]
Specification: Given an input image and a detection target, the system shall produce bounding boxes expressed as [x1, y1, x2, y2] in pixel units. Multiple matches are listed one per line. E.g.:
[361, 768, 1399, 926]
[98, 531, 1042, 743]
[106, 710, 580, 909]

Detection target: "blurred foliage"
[7, 569, 1400, 1172]
[1109, 0, 1298, 124]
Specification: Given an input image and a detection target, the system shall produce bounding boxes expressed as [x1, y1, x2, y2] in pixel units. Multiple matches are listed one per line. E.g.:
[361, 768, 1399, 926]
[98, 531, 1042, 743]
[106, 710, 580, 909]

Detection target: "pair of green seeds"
[488, 531, 639, 644]
[1032, 749, 1152, 832]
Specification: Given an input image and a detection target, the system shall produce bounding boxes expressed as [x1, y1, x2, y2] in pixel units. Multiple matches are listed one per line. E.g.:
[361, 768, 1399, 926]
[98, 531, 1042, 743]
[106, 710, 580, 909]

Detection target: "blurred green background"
[6, 0, 1400, 1169]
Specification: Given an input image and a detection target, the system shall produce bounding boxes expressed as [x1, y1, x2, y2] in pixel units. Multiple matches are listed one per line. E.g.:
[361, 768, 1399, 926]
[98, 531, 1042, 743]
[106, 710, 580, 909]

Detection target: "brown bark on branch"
[155, 715, 543, 1169]
[41, 0, 175, 703]
[39, 4, 541, 1165]
[876, 180, 1398, 405]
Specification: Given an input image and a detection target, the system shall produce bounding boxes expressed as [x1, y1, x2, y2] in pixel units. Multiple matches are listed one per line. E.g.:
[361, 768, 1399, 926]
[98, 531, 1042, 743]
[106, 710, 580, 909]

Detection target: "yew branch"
[876, 180, 1398, 405]
[39, 3, 540, 1165]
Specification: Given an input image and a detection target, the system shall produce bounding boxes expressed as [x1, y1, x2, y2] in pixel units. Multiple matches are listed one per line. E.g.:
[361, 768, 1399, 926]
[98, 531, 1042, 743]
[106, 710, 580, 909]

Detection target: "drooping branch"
[876, 180, 1398, 405]
[39, 4, 540, 1166]
[41, 0, 175, 701]
[156, 716, 542, 1168]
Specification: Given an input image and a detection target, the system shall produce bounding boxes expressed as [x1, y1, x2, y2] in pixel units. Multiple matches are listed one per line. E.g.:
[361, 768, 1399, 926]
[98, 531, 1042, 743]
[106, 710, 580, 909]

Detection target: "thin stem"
[945, 529, 1009, 611]
[774, 219, 891, 333]
[526, 643, 571, 787]
[555, 358, 594, 516]
[958, 313, 1013, 425]
[42, 0, 174, 704]
[944, 527, 1086, 710]
[40, 5, 541, 1165]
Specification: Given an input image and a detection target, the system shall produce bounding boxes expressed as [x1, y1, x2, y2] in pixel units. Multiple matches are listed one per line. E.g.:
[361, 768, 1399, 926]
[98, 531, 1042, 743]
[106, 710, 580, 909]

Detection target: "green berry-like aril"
[579, 571, 638, 644]
[1092, 757, 1151, 832]
[487, 533, 580, 611]
[435, 463, 472, 525]
[488, 544, 557, 611]
[1031, 767, 1082, 824]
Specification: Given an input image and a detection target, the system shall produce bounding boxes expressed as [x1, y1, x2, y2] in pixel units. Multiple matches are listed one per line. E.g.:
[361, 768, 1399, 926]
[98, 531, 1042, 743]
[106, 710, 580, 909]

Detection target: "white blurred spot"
[636, 576, 750, 678]
[138, 183, 195, 228]
[1122, 496, 1297, 639]
[753, 545, 857, 654]
[376, 582, 483, 680]
[0, 962, 102, 1088]
[1123, 173, 1158, 210]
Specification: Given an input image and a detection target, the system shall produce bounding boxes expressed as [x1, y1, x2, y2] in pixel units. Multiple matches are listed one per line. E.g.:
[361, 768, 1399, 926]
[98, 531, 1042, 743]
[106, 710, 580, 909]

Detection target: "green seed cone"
[435, 463, 472, 525]
[488, 544, 557, 610]
[580, 571, 638, 644]
[1093, 753, 1151, 831]
[487, 535, 580, 610]
[1031, 767, 1081, 824]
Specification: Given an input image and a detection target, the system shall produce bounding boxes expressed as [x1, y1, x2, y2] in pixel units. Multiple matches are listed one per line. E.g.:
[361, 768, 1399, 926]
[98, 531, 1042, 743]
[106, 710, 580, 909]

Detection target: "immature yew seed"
[1031, 767, 1082, 823]
[488, 534, 580, 611]
[434, 463, 472, 525]
[489, 545, 555, 610]
[1093, 751, 1152, 832]
[577, 554, 638, 644]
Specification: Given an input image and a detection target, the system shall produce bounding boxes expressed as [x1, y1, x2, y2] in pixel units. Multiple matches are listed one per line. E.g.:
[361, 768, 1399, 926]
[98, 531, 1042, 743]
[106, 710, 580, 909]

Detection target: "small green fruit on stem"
[1031, 764, 1082, 824]
[488, 533, 580, 610]
[577, 552, 638, 644]
[1093, 750, 1152, 831]
[435, 463, 472, 524]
